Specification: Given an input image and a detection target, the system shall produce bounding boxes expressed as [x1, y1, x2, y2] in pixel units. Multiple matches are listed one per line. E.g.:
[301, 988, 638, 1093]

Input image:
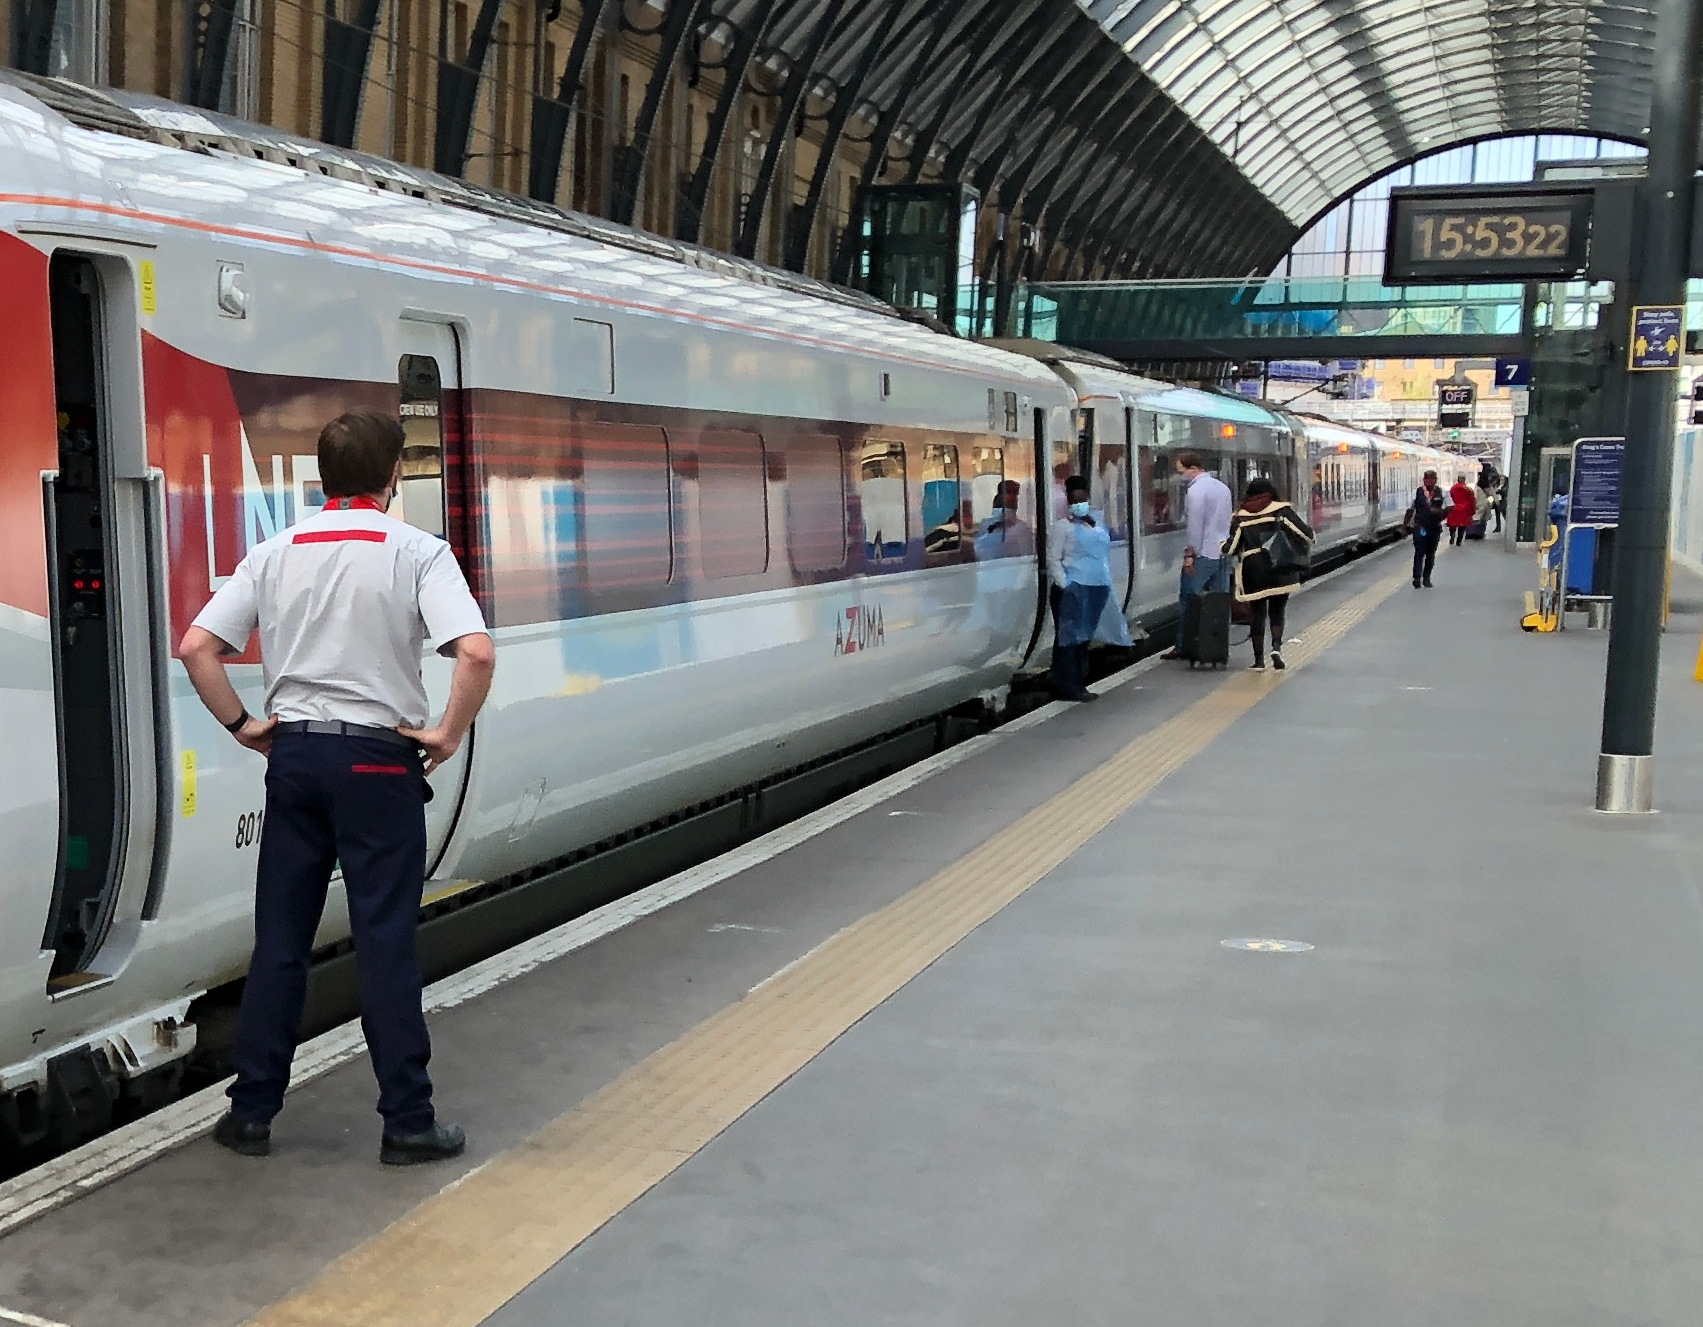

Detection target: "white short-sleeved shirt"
[191, 501, 488, 729]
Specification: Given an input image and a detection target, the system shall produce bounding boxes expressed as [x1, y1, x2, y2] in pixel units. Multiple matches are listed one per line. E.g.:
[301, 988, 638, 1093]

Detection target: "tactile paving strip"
[246, 572, 1406, 1327]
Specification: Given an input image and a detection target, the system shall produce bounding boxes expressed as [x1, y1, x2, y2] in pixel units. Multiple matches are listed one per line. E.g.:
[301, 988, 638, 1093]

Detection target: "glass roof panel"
[1077, 0, 1660, 223]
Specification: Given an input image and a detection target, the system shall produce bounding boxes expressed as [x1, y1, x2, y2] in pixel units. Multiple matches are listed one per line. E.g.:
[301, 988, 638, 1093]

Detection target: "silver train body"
[0, 82, 1451, 1150]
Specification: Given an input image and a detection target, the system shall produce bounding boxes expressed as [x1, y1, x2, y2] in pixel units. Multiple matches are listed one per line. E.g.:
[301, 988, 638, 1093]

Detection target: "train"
[0, 73, 1455, 1161]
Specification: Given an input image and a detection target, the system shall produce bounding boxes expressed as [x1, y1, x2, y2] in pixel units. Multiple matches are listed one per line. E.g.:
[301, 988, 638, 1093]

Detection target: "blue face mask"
[1069, 501, 1091, 518]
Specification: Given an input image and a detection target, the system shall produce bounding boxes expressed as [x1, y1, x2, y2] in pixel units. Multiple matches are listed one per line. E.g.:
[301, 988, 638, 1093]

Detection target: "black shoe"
[1270, 651, 1286, 671]
[1056, 688, 1096, 702]
[213, 1111, 271, 1157]
[380, 1120, 466, 1166]
[1412, 578, 1421, 588]
[1422, 578, 1433, 588]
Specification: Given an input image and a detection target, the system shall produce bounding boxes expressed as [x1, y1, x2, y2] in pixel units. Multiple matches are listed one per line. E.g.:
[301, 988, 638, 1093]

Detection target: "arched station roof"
[1079, 0, 1657, 226]
[703, 0, 1663, 274]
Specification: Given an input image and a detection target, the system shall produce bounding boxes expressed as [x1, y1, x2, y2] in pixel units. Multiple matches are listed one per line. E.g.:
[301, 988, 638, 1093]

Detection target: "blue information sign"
[1569, 437, 1624, 526]
[1494, 357, 1531, 387]
[1629, 305, 1684, 370]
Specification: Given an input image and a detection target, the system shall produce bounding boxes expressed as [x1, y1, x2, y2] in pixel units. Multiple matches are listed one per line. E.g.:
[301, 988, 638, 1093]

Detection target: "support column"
[1596, 0, 1703, 812]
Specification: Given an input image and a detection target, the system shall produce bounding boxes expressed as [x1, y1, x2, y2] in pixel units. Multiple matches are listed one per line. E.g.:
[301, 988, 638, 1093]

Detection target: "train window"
[860, 441, 907, 564]
[582, 423, 672, 591]
[920, 444, 961, 556]
[784, 435, 847, 574]
[689, 429, 769, 579]
[1092, 436, 1128, 541]
[1137, 446, 1179, 534]
[967, 446, 1005, 526]
[397, 354, 445, 537]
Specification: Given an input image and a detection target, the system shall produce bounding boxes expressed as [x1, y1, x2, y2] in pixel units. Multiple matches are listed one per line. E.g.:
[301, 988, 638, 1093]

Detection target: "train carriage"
[0, 74, 1439, 1165]
[0, 77, 1080, 1148]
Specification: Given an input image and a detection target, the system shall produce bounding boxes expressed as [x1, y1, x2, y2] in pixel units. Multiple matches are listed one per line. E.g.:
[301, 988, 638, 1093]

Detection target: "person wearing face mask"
[179, 411, 495, 1166]
[1047, 475, 1114, 702]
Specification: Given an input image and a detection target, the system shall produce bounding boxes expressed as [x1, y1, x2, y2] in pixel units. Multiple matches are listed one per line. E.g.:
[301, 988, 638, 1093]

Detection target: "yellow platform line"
[245, 571, 1405, 1327]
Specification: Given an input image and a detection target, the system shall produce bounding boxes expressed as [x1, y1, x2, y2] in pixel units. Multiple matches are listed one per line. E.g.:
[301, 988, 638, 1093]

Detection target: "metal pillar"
[528, 0, 612, 202]
[608, 0, 711, 225]
[1595, 0, 1703, 813]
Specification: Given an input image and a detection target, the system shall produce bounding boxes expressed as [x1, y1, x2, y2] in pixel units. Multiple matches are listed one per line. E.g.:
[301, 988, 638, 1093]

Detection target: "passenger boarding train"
[0, 75, 1454, 1159]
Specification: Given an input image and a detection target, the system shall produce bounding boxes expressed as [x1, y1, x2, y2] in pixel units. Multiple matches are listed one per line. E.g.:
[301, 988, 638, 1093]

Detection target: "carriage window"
[1138, 446, 1177, 534]
[860, 441, 907, 564]
[785, 435, 847, 574]
[689, 429, 768, 579]
[398, 354, 445, 537]
[583, 423, 672, 591]
[920, 444, 961, 555]
[967, 446, 1005, 527]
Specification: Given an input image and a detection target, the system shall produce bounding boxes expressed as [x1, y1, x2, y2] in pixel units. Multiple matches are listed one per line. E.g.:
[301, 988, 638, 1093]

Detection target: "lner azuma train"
[0, 75, 1450, 1162]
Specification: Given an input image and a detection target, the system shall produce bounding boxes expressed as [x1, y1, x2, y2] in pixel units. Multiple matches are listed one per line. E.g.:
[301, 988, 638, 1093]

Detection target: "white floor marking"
[0, 1305, 74, 1327]
[706, 924, 783, 935]
[0, 542, 1398, 1240]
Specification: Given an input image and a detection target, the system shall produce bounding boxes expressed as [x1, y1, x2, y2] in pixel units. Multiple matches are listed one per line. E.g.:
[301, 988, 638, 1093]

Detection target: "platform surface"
[6, 542, 1703, 1327]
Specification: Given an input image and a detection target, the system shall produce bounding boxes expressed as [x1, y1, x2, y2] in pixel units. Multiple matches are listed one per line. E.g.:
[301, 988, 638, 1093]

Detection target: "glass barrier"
[1008, 276, 1527, 346]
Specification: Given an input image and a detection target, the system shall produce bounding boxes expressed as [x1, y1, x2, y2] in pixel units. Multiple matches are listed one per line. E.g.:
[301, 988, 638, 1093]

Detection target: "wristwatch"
[222, 708, 250, 734]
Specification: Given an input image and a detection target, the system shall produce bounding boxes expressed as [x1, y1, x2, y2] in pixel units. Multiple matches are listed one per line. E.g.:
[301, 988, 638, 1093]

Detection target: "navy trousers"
[228, 732, 434, 1134]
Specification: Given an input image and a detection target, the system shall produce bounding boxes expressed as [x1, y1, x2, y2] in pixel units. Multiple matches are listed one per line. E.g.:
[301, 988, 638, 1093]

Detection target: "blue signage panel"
[1629, 305, 1684, 370]
[1569, 437, 1624, 526]
[1494, 357, 1531, 387]
[1267, 360, 1331, 383]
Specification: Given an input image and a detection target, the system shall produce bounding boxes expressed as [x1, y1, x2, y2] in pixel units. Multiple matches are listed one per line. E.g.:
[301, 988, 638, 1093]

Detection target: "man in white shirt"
[179, 411, 495, 1165]
[1160, 450, 1233, 658]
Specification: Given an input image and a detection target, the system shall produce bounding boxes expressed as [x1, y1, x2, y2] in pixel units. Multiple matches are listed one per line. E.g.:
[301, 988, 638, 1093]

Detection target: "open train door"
[395, 318, 475, 880]
[39, 250, 168, 992]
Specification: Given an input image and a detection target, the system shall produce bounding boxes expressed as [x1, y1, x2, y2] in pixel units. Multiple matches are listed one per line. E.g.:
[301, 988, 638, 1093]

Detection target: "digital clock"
[1384, 187, 1594, 283]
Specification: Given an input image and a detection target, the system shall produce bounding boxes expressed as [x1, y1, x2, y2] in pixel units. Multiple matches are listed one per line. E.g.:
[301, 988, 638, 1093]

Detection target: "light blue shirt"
[1048, 513, 1114, 588]
[1185, 470, 1233, 557]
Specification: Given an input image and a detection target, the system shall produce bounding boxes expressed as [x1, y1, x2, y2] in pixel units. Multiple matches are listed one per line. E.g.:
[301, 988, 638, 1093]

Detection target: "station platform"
[6, 542, 1703, 1327]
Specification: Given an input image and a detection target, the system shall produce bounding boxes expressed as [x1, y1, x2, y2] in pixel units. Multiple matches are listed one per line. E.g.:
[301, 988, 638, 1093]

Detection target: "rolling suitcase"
[1181, 591, 1232, 669]
[1466, 519, 1486, 541]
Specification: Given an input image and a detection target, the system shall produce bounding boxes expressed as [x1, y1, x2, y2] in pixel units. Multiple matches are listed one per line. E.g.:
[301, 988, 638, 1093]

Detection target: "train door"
[395, 319, 474, 876]
[1121, 406, 1137, 609]
[40, 251, 164, 988]
[1021, 406, 1053, 667]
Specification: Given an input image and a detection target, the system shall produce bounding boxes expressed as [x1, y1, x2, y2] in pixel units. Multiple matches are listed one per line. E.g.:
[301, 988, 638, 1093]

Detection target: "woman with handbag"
[1223, 477, 1315, 671]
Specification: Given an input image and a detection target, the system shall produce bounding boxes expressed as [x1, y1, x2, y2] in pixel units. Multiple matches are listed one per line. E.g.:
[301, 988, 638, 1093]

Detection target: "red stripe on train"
[291, 529, 388, 544]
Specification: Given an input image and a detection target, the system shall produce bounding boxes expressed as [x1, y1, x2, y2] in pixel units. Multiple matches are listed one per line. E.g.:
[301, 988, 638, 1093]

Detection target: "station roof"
[723, 0, 1660, 275]
[1081, 0, 1655, 224]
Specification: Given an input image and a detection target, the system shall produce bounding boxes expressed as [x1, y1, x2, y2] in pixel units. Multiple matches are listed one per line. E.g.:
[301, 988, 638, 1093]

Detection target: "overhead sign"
[1266, 360, 1331, 383]
[1385, 185, 1593, 283]
[1438, 381, 1474, 429]
[1569, 437, 1624, 526]
[1495, 357, 1532, 387]
[1629, 305, 1683, 371]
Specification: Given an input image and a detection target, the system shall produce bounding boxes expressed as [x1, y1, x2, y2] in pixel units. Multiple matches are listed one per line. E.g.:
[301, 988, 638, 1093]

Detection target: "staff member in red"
[179, 412, 495, 1165]
[1446, 473, 1476, 547]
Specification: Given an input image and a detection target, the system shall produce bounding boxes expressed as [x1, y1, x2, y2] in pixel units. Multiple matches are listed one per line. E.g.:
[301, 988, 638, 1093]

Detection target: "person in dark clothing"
[1411, 470, 1445, 588]
[1224, 477, 1314, 671]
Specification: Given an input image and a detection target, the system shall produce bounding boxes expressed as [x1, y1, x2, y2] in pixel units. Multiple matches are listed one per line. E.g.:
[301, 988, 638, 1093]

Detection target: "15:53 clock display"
[1385, 188, 1593, 283]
